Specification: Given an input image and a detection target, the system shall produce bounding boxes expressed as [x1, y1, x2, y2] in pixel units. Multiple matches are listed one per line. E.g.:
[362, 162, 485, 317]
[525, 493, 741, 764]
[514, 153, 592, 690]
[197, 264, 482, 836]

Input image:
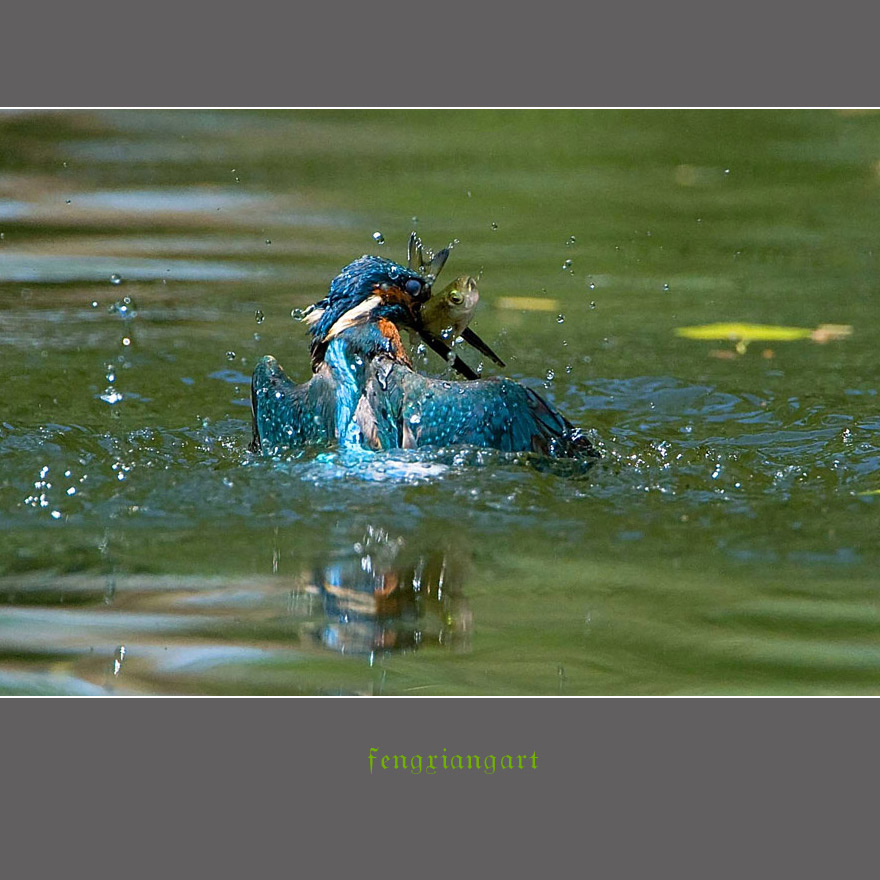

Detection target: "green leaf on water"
[676, 323, 853, 353]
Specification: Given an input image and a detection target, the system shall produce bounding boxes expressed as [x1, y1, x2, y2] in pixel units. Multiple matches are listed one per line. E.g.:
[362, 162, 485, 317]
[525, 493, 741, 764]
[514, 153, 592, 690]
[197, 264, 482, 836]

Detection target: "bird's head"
[300, 236, 492, 379]
[304, 255, 434, 366]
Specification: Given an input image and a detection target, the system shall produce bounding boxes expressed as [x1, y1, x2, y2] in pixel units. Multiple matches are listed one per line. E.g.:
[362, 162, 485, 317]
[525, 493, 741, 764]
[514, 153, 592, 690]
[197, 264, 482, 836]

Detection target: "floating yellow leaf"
[676, 323, 813, 342]
[497, 296, 560, 311]
[676, 322, 853, 353]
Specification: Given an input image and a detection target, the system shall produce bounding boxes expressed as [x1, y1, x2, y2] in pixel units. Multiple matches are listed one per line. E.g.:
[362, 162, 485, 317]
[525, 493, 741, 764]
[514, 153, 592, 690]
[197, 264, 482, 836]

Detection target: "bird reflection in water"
[291, 525, 472, 657]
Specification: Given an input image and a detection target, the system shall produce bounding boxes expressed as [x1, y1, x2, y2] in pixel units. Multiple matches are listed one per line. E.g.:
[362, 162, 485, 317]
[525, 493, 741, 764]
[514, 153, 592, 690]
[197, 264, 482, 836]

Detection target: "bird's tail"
[524, 386, 601, 461]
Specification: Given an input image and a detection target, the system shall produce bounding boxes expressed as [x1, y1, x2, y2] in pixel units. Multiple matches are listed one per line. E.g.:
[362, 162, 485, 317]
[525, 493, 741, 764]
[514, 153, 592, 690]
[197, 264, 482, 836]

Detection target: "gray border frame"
[3, 4, 877, 106]
[5, 698, 878, 875]
[3, 6, 876, 874]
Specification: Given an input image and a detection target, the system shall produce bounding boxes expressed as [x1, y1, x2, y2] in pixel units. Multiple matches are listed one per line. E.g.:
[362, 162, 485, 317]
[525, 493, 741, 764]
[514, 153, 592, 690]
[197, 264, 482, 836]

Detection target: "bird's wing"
[381, 365, 597, 459]
[250, 355, 336, 452]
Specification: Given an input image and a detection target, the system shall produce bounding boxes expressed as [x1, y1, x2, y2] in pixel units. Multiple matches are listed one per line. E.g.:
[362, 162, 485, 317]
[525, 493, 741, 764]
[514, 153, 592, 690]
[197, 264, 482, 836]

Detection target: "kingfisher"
[249, 240, 598, 461]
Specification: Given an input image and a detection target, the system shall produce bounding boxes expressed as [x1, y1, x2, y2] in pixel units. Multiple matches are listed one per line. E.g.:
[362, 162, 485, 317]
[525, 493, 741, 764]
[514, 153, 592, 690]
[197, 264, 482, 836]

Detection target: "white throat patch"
[323, 294, 383, 341]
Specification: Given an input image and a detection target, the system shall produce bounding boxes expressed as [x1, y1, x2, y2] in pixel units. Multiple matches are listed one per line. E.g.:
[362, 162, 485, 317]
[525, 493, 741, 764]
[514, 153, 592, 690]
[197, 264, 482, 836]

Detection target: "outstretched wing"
[250, 355, 336, 452]
[380, 365, 598, 459]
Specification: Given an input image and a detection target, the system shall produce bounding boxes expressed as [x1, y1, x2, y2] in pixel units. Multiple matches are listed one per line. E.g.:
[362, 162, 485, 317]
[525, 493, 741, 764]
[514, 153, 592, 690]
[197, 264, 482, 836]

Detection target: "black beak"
[416, 328, 481, 380]
[460, 327, 506, 368]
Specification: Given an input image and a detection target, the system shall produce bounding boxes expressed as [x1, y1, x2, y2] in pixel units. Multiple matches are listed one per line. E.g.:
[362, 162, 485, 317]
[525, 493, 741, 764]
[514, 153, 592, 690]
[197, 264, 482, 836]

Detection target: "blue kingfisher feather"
[249, 238, 598, 461]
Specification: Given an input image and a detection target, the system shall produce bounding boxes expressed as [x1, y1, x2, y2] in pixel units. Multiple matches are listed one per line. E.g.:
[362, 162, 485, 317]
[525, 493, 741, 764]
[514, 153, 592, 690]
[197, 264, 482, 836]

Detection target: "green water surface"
[1, 109, 879, 695]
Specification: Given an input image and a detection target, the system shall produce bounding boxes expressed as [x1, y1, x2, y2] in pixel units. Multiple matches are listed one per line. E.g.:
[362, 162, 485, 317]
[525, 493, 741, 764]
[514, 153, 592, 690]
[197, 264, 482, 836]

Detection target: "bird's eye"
[404, 279, 423, 296]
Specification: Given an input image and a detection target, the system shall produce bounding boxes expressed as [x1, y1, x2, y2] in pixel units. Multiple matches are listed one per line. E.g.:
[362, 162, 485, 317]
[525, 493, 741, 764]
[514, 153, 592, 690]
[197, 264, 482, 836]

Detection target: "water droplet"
[491, 222, 498, 230]
[226, 351, 236, 361]
[65, 199, 71, 205]
[724, 168, 730, 175]
[51, 510, 62, 520]
[562, 259, 573, 271]
[411, 216, 418, 223]
[108, 296, 137, 320]
[122, 337, 131, 347]
[66, 486, 76, 496]
[255, 309, 265, 324]
[590, 301, 597, 310]
[557, 314, 565, 324]
[222, 476, 234, 488]
[588, 281, 595, 290]
[566, 235, 577, 246]
[466, 190, 472, 198]
[372, 231, 385, 244]
[662, 282, 670, 292]
[265, 239, 271, 245]
[290, 308, 305, 320]
[546, 369, 555, 381]
[565, 364, 573, 374]
[90, 301, 98, 308]
[409, 412, 422, 425]
[110, 273, 122, 285]
[100, 388, 123, 405]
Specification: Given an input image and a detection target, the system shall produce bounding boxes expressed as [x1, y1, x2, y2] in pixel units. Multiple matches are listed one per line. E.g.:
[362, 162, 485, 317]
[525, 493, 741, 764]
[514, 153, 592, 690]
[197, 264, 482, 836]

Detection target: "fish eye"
[448, 291, 464, 304]
[404, 278, 423, 296]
